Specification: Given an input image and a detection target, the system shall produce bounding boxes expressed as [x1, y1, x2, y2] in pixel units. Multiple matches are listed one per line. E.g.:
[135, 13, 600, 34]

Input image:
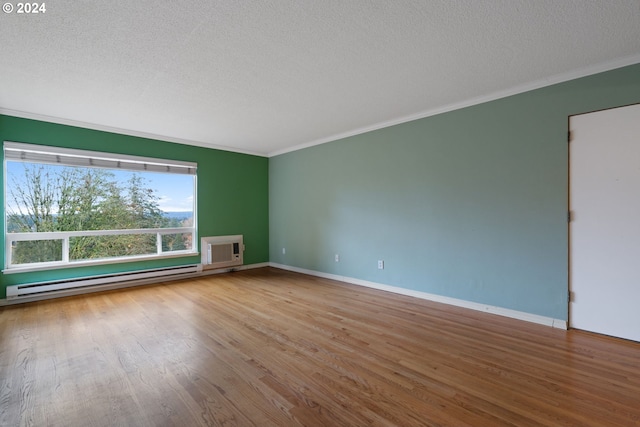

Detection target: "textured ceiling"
[1, 1, 639, 156]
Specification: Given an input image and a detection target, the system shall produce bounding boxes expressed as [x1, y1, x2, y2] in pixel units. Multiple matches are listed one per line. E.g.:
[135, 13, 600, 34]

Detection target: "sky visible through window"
[5, 162, 194, 216]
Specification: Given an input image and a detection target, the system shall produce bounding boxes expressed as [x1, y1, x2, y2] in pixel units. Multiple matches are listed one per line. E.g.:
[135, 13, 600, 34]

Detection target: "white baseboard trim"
[0, 262, 270, 306]
[269, 263, 568, 330]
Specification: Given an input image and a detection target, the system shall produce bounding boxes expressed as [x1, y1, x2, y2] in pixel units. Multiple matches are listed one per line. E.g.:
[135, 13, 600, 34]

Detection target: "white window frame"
[3, 142, 198, 273]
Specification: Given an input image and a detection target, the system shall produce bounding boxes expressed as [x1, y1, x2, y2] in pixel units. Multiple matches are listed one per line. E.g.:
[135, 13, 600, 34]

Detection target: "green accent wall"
[269, 63, 640, 321]
[0, 115, 269, 299]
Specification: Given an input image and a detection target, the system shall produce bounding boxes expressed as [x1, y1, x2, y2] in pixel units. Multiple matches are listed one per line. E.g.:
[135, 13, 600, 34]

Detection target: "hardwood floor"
[1, 267, 639, 426]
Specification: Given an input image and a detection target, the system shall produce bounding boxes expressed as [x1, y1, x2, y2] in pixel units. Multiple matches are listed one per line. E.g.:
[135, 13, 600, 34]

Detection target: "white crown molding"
[268, 54, 640, 157]
[270, 263, 568, 329]
[0, 108, 268, 158]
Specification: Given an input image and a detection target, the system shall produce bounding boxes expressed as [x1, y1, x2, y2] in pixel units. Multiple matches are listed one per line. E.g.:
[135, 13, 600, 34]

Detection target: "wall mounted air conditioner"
[201, 235, 244, 270]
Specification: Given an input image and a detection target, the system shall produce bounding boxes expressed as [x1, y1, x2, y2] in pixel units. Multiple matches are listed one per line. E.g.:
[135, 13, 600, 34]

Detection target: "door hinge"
[568, 130, 572, 142]
[567, 211, 572, 223]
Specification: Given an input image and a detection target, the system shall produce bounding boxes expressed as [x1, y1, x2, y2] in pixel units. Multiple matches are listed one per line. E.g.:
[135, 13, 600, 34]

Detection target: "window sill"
[2, 251, 199, 274]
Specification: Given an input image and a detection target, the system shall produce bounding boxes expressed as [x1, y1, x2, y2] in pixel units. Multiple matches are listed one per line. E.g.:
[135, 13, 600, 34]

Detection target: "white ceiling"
[1, 1, 639, 157]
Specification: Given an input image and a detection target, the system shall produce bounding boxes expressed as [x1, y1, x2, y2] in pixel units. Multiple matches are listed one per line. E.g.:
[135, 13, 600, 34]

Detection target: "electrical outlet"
[378, 260, 384, 269]
[335, 254, 340, 262]
[282, 247, 286, 255]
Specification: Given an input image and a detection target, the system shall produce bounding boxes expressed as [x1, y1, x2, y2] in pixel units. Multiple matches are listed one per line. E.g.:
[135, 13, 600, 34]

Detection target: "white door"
[570, 103, 640, 342]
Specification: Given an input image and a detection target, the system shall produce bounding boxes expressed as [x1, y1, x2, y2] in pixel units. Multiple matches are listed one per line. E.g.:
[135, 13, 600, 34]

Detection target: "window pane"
[11, 240, 63, 264]
[69, 234, 157, 261]
[161, 233, 193, 252]
[6, 163, 194, 232]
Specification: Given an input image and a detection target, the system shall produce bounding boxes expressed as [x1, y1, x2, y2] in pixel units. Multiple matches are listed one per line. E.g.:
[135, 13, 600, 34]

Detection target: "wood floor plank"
[1, 267, 640, 426]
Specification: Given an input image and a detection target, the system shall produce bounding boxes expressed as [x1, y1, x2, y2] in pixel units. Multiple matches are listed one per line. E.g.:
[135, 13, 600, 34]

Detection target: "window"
[4, 142, 197, 272]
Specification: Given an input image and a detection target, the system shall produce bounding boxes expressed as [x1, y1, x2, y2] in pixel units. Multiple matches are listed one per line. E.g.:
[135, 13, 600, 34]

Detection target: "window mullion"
[62, 237, 70, 263]
[156, 232, 162, 255]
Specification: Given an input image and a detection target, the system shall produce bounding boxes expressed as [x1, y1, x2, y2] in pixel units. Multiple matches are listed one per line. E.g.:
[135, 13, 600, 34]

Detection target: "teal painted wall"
[269, 63, 640, 321]
[0, 115, 269, 298]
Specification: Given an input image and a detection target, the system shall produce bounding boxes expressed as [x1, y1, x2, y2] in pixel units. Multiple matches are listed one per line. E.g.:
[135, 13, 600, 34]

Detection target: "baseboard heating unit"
[5, 264, 201, 304]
